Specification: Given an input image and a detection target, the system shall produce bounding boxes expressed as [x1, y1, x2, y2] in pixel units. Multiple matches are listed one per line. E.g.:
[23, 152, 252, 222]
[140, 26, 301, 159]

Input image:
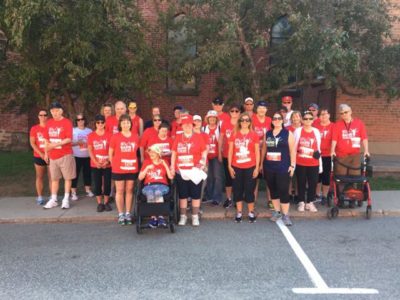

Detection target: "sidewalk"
[1, 191, 399, 224]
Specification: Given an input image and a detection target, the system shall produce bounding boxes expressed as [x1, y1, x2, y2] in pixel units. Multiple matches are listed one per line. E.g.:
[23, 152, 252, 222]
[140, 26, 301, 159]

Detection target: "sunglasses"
[153, 119, 161, 122]
[96, 121, 105, 124]
[213, 103, 223, 106]
[272, 117, 283, 121]
[239, 118, 250, 122]
[340, 111, 350, 115]
[39, 114, 47, 117]
[282, 102, 292, 104]
[303, 117, 313, 121]
[76, 118, 85, 121]
[230, 110, 240, 113]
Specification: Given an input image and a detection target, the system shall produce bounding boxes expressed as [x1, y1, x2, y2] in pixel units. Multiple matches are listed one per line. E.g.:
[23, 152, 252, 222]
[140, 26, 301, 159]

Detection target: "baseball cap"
[206, 110, 218, 120]
[308, 103, 319, 110]
[49, 102, 63, 110]
[95, 114, 106, 122]
[173, 105, 183, 111]
[212, 97, 224, 105]
[244, 97, 254, 104]
[181, 114, 193, 125]
[256, 100, 268, 108]
[193, 115, 202, 121]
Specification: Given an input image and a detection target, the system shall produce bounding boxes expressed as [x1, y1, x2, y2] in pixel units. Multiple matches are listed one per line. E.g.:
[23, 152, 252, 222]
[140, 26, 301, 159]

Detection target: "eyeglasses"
[303, 117, 313, 121]
[96, 121, 105, 124]
[272, 117, 283, 121]
[340, 111, 350, 115]
[230, 110, 240, 113]
[239, 118, 250, 123]
[39, 114, 47, 117]
[76, 118, 84, 121]
[153, 119, 161, 122]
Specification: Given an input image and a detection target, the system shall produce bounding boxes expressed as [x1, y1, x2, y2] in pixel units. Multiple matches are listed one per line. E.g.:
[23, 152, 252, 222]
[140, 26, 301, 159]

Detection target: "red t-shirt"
[296, 129, 319, 167]
[44, 118, 73, 160]
[146, 135, 173, 164]
[229, 131, 259, 169]
[286, 125, 296, 133]
[332, 118, 367, 157]
[130, 115, 142, 135]
[110, 132, 140, 174]
[217, 112, 230, 127]
[87, 131, 112, 168]
[204, 126, 219, 160]
[312, 118, 321, 127]
[314, 122, 334, 157]
[30, 124, 47, 158]
[252, 115, 271, 146]
[105, 116, 119, 135]
[172, 133, 206, 170]
[140, 127, 159, 149]
[221, 121, 235, 158]
[171, 120, 183, 137]
[140, 159, 169, 185]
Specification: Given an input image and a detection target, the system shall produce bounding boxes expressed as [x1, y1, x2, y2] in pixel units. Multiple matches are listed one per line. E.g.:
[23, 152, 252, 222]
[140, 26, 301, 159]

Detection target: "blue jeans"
[142, 184, 169, 202]
[205, 158, 224, 203]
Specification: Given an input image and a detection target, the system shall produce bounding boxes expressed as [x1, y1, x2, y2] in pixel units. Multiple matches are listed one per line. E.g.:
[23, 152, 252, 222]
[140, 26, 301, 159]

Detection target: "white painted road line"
[276, 219, 379, 295]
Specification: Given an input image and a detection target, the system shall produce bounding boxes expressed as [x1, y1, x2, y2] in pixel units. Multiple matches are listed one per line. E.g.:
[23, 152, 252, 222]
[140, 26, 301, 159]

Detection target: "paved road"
[1, 218, 399, 299]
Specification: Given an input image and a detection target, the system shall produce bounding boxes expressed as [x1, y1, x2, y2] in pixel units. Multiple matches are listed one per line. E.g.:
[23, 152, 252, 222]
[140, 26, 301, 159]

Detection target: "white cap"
[244, 97, 254, 103]
[193, 114, 202, 121]
[205, 110, 218, 119]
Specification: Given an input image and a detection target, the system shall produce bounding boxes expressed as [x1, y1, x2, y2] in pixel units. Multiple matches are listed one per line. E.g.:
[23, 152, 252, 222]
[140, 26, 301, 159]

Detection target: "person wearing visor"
[128, 101, 143, 136]
[243, 97, 255, 118]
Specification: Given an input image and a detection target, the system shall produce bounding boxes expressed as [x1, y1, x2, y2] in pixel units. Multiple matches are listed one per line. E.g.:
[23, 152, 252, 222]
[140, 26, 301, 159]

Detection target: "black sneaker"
[211, 200, 220, 206]
[320, 196, 327, 206]
[234, 213, 242, 223]
[104, 203, 112, 211]
[223, 198, 232, 208]
[248, 212, 257, 223]
[97, 203, 105, 212]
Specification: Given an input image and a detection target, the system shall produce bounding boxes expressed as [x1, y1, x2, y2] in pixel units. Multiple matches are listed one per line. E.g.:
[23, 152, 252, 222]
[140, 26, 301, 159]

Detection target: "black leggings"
[264, 170, 290, 204]
[318, 156, 331, 185]
[232, 166, 256, 203]
[223, 157, 233, 187]
[92, 167, 112, 196]
[295, 165, 319, 203]
[72, 157, 91, 188]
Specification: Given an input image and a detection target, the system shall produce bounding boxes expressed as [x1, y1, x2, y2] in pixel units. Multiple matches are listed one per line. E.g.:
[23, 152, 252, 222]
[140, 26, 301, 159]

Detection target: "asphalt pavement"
[1, 218, 399, 299]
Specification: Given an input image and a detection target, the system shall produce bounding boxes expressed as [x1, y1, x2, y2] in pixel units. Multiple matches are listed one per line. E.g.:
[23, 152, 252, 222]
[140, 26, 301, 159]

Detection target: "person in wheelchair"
[138, 144, 174, 228]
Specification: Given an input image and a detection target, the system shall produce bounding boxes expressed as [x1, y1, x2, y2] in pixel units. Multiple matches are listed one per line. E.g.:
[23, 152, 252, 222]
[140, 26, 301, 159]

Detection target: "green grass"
[0, 151, 399, 197]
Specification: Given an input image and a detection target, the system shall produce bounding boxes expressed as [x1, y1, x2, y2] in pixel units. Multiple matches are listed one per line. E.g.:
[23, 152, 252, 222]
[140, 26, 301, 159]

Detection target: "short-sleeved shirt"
[314, 122, 334, 157]
[220, 121, 235, 158]
[171, 120, 183, 137]
[30, 124, 47, 158]
[87, 131, 112, 168]
[105, 116, 119, 135]
[203, 126, 219, 160]
[130, 115, 142, 136]
[217, 112, 230, 127]
[44, 118, 73, 160]
[296, 129, 319, 167]
[172, 133, 206, 170]
[141, 159, 169, 185]
[229, 130, 259, 169]
[332, 118, 367, 157]
[252, 115, 272, 147]
[72, 127, 92, 158]
[146, 135, 173, 164]
[140, 127, 159, 150]
[110, 132, 140, 174]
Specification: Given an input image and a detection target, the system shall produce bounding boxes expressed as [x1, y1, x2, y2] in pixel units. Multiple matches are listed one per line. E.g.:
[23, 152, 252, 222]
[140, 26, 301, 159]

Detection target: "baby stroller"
[327, 155, 372, 219]
[134, 179, 178, 234]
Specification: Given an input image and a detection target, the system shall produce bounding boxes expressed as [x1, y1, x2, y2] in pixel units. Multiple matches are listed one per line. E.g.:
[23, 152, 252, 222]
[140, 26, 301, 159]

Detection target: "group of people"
[30, 95, 369, 227]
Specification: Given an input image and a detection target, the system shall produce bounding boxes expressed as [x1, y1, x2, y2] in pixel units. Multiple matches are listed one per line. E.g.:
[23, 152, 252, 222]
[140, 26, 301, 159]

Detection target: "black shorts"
[176, 173, 203, 199]
[33, 156, 47, 166]
[111, 172, 138, 181]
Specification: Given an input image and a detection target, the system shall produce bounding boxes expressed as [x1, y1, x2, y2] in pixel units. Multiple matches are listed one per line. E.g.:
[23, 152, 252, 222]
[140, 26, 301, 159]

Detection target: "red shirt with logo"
[332, 118, 367, 157]
[229, 131, 259, 169]
[88, 131, 112, 168]
[171, 120, 183, 138]
[314, 122, 334, 157]
[172, 133, 206, 170]
[204, 126, 219, 160]
[217, 112, 230, 127]
[44, 118, 73, 160]
[30, 124, 47, 158]
[252, 115, 271, 146]
[221, 121, 235, 158]
[140, 127, 159, 150]
[105, 116, 119, 135]
[110, 132, 140, 174]
[141, 159, 169, 185]
[296, 129, 319, 167]
[146, 135, 173, 164]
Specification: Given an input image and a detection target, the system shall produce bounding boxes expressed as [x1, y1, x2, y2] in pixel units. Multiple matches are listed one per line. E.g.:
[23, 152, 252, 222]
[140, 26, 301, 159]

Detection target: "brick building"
[1, 1, 399, 154]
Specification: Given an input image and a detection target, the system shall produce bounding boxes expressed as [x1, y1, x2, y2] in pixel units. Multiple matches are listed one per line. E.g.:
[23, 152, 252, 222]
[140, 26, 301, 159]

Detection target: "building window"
[167, 14, 197, 94]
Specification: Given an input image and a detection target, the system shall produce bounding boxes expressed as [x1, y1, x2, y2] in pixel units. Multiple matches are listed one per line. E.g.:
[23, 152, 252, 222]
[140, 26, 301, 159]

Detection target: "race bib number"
[298, 146, 314, 159]
[351, 137, 361, 148]
[50, 138, 62, 149]
[156, 143, 171, 156]
[96, 155, 109, 163]
[178, 155, 194, 167]
[120, 159, 136, 171]
[209, 144, 216, 154]
[266, 152, 281, 161]
[236, 146, 251, 164]
[38, 136, 46, 148]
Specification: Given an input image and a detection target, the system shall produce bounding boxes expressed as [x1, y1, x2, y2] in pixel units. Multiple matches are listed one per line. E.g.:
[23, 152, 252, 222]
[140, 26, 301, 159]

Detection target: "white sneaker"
[192, 214, 200, 226]
[305, 202, 318, 212]
[86, 191, 94, 197]
[43, 199, 58, 209]
[71, 193, 78, 201]
[297, 201, 305, 212]
[178, 215, 187, 226]
[61, 198, 70, 209]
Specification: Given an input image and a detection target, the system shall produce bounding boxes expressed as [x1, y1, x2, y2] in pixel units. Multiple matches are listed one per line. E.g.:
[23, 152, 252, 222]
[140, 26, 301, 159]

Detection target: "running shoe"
[43, 199, 58, 209]
[125, 213, 133, 225]
[192, 214, 200, 227]
[104, 203, 112, 211]
[118, 214, 125, 225]
[97, 203, 105, 212]
[158, 216, 167, 228]
[320, 196, 327, 206]
[148, 217, 158, 228]
[71, 193, 78, 201]
[211, 200, 220, 206]
[282, 214, 293, 226]
[314, 194, 322, 203]
[178, 215, 187, 226]
[86, 191, 94, 197]
[248, 212, 257, 223]
[305, 202, 318, 212]
[61, 198, 70, 209]
[270, 211, 282, 222]
[234, 213, 242, 223]
[223, 198, 233, 208]
[297, 201, 305, 212]
[36, 197, 45, 206]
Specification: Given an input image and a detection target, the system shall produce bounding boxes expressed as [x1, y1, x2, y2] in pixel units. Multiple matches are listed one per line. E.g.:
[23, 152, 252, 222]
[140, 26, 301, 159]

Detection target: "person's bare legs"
[115, 180, 125, 214]
[125, 180, 135, 213]
[34, 164, 46, 198]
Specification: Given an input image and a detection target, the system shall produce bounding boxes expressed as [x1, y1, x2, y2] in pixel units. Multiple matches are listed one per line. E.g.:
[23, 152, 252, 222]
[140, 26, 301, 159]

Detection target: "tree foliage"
[0, 0, 159, 114]
[164, 0, 400, 101]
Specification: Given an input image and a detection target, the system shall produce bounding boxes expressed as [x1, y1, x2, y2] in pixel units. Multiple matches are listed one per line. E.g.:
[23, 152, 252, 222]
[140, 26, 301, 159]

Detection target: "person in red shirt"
[308, 103, 320, 126]
[218, 103, 241, 208]
[43, 102, 76, 210]
[294, 111, 322, 213]
[243, 97, 255, 118]
[30, 109, 51, 205]
[109, 114, 140, 226]
[170, 105, 183, 138]
[100, 103, 113, 120]
[313, 108, 335, 205]
[128, 101, 143, 136]
[105, 100, 127, 135]
[140, 114, 163, 162]
[211, 97, 230, 127]
[138, 144, 174, 228]
[171, 114, 207, 227]
[228, 112, 260, 223]
[202, 110, 223, 205]
[88, 114, 113, 213]
[146, 123, 173, 165]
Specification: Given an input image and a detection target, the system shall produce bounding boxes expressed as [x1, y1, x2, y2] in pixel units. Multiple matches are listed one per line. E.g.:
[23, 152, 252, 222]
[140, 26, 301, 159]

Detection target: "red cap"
[282, 96, 293, 102]
[181, 114, 193, 125]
